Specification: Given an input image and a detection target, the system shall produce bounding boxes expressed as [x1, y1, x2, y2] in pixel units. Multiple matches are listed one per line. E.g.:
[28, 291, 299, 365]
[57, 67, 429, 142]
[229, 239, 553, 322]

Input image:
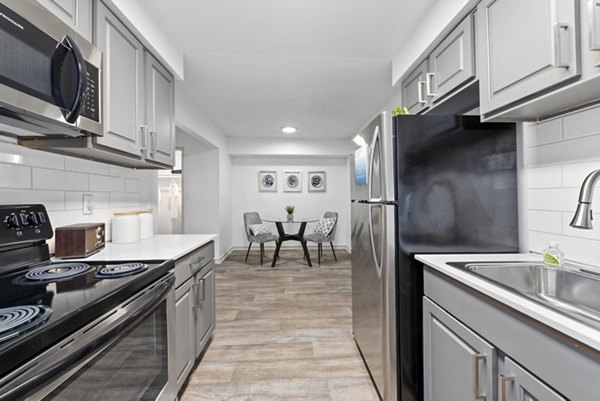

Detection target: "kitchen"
[0, 0, 600, 400]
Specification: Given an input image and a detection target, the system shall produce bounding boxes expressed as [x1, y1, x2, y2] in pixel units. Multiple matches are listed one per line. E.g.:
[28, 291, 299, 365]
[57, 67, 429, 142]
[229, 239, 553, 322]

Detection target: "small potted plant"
[285, 205, 295, 222]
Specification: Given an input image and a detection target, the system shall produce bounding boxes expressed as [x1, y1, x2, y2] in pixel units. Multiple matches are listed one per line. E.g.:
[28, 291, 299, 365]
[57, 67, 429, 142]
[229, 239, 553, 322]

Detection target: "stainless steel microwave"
[0, 0, 102, 137]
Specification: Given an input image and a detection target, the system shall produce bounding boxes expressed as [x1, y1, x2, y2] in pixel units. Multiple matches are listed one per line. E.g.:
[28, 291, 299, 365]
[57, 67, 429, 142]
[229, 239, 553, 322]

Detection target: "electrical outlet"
[82, 194, 94, 215]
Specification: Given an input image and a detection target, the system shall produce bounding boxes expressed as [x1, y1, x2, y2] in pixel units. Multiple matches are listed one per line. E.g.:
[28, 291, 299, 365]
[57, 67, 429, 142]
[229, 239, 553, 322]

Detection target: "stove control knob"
[6, 214, 21, 228]
[27, 212, 40, 226]
[36, 212, 47, 224]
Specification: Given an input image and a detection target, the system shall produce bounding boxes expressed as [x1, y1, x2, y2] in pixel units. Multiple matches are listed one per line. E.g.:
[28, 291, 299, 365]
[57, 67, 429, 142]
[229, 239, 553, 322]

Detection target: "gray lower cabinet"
[423, 298, 495, 401]
[173, 242, 216, 393]
[402, 60, 429, 114]
[145, 53, 175, 166]
[477, 0, 580, 118]
[95, 1, 145, 159]
[175, 277, 195, 390]
[500, 357, 567, 401]
[36, 0, 93, 41]
[428, 13, 475, 105]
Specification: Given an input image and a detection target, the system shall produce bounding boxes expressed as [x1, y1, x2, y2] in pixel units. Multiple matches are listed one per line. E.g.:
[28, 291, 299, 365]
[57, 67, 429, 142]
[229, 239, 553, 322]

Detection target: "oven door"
[0, 274, 176, 401]
[0, 0, 102, 136]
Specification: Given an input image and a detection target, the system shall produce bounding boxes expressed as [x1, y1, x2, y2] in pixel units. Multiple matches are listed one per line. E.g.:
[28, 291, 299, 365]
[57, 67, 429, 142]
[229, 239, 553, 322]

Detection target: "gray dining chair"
[305, 211, 338, 264]
[243, 212, 278, 265]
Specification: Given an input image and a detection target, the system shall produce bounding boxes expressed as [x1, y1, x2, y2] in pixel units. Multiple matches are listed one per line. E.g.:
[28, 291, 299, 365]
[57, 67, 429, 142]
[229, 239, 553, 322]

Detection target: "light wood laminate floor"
[180, 248, 380, 401]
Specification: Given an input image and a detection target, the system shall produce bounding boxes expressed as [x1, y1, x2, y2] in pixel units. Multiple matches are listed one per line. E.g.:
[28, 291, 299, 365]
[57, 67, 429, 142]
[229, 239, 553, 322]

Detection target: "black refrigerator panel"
[392, 115, 518, 401]
[395, 115, 519, 254]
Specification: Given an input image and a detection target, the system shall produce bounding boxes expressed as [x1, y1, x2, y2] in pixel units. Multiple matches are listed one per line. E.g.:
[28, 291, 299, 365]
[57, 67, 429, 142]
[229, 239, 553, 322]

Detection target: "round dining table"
[262, 217, 320, 267]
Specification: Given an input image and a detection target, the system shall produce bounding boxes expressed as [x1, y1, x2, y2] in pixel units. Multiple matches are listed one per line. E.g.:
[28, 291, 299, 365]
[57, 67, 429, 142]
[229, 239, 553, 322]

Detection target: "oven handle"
[0, 274, 174, 401]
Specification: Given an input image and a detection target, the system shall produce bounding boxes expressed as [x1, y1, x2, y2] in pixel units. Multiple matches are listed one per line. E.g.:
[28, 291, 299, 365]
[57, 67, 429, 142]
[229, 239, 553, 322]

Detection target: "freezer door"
[352, 201, 386, 396]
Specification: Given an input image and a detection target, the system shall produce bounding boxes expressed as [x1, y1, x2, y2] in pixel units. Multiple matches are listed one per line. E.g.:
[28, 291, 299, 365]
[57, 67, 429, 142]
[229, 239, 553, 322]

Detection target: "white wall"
[228, 137, 354, 157]
[0, 138, 157, 252]
[175, 88, 232, 260]
[231, 156, 351, 250]
[523, 104, 600, 268]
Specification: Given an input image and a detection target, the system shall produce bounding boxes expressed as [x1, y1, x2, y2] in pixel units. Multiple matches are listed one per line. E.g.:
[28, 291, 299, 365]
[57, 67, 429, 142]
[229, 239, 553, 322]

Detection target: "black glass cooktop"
[0, 259, 173, 378]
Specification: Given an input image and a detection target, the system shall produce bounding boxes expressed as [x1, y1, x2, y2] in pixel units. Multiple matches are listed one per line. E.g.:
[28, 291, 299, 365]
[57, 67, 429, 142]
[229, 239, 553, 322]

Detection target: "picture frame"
[308, 171, 326, 192]
[258, 171, 277, 192]
[283, 170, 302, 192]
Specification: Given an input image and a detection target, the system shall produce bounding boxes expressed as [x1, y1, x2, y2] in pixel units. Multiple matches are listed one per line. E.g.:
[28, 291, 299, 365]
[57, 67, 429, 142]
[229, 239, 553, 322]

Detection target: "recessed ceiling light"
[281, 126, 297, 134]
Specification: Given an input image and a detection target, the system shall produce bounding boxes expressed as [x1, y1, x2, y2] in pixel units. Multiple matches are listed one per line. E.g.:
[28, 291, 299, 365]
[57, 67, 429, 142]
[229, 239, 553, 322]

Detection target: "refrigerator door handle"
[368, 125, 384, 202]
[368, 203, 383, 278]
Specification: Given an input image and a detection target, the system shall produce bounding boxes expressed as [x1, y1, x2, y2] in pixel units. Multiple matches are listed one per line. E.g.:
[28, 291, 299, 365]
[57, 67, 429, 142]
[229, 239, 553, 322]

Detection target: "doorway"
[158, 149, 183, 234]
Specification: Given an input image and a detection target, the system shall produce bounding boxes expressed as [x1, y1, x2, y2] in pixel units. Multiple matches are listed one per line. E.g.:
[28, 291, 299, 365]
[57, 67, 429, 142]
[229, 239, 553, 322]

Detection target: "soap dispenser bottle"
[543, 242, 564, 266]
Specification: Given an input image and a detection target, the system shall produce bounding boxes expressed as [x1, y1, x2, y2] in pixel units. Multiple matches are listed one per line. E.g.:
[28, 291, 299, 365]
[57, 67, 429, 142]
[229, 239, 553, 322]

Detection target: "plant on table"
[285, 205, 295, 215]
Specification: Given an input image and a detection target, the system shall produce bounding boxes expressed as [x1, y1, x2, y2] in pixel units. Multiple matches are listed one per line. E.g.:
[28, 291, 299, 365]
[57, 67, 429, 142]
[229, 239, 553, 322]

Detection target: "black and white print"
[283, 171, 302, 192]
[258, 171, 277, 192]
[308, 171, 326, 192]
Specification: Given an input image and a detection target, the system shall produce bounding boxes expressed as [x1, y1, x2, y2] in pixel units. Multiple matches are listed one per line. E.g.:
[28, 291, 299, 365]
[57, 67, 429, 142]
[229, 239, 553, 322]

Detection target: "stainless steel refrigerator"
[350, 113, 518, 401]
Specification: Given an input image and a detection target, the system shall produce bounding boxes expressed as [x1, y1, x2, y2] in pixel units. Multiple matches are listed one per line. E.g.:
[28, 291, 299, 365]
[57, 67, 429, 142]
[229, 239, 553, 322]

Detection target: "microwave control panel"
[80, 62, 100, 123]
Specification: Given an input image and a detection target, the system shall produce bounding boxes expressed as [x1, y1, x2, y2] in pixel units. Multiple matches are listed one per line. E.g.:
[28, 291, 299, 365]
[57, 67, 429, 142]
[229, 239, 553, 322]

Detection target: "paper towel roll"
[138, 211, 154, 240]
[112, 213, 140, 244]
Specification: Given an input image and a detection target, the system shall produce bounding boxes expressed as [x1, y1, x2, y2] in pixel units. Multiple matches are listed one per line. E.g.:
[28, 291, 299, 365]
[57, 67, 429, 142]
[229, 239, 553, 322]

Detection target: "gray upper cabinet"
[95, 1, 145, 159]
[423, 298, 495, 401]
[478, 0, 580, 118]
[402, 60, 429, 114]
[428, 13, 475, 104]
[500, 357, 567, 401]
[145, 53, 175, 166]
[36, 0, 93, 41]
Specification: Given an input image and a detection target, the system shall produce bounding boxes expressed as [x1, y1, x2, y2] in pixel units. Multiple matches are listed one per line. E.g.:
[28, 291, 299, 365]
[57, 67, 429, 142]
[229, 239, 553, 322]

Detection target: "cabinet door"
[423, 298, 496, 401]
[402, 60, 429, 114]
[195, 263, 216, 358]
[478, 0, 579, 115]
[36, 0, 93, 41]
[95, 2, 145, 158]
[174, 278, 195, 390]
[500, 357, 567, 401]
[429, 13, 475, 104]
[145, 53, 175, 166]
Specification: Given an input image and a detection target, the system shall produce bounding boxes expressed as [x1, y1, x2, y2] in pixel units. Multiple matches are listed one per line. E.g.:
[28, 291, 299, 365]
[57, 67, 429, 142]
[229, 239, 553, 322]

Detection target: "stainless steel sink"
[446, 261, 600, 330]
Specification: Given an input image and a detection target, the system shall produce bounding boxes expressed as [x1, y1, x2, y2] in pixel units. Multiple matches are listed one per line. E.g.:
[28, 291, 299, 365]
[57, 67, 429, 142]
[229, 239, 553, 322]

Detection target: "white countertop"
[62, 234, 218, 262]
[416, 253, 600, 352]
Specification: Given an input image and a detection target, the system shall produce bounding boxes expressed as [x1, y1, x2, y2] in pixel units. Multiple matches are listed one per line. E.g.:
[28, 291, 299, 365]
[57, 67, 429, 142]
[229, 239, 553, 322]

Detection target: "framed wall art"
[283, 170, 302, 192]
[258, 171, 277, 192]
[308, 171, 326, 192]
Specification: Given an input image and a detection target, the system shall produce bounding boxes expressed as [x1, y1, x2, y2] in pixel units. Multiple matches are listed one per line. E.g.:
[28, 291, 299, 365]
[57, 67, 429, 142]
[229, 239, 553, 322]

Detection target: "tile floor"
[180, 248, 380, 401]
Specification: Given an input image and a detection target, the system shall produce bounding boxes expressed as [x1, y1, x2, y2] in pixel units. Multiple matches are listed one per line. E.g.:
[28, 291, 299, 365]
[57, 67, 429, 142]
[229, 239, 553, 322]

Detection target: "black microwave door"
[52, 35, 88, 123]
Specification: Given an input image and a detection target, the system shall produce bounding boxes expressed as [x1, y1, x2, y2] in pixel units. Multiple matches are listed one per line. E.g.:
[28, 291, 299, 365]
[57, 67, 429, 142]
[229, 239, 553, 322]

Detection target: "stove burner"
[25, 263, 92, 282]
[95, 263, 148, 278]
[0, 305, 52, 342]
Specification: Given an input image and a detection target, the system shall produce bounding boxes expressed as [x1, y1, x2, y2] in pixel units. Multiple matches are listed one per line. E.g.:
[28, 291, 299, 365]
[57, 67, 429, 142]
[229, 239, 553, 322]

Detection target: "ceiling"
[139, 0, 437, 138]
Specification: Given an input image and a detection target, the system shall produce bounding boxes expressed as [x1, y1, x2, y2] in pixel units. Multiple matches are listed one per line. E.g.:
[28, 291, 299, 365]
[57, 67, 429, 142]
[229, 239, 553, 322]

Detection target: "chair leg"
[260, 243, 264, 265]
[330, 242, 337, 262]
[318, 243, 321, 265]
[245, 242, 252, 262]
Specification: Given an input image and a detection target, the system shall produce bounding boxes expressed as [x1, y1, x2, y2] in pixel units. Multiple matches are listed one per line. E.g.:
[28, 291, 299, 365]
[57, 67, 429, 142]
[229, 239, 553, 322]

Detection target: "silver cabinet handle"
[425, 72, 436, 97]
[139, 125, 149, 154]
[498, 374, 514, 401]
[149, 131, 157, 156]
[472, 354, 487, 400]
[198, 278, 206, 301]
[590, 0, 600, 50]
[417, 80, 427, 104]
[553, 22, 570, 67]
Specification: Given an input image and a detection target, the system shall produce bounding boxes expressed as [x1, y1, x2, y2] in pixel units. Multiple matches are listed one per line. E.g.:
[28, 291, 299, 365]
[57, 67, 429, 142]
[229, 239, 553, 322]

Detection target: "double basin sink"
[447, 261, 600, 330]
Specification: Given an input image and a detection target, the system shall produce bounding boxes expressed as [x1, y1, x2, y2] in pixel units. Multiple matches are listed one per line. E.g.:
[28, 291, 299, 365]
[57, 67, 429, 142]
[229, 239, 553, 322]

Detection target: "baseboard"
[215, 246, 234, 264]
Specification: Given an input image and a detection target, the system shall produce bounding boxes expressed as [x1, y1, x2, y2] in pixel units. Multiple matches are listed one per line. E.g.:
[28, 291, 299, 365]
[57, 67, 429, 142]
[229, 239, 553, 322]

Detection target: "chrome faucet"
[570, 169, 600, 229]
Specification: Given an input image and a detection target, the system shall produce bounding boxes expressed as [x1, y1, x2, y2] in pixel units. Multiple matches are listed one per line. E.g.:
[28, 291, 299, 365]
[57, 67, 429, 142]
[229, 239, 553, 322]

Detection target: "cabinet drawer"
[174, 241, 214, 288]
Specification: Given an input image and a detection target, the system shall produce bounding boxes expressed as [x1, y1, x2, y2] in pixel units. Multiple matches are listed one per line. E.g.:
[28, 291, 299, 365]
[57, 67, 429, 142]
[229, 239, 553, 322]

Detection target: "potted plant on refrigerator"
[285, 205, 295, 222]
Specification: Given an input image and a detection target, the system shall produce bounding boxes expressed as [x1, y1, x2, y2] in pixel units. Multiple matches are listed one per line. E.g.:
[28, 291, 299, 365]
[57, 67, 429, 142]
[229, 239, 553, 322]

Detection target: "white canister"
[112, 212, 140, 244]
[138, 211, 154, 240]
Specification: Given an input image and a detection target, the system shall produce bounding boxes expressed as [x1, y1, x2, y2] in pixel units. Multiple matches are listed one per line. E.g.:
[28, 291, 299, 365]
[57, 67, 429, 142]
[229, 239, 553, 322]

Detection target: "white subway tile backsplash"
[0, 189, 64, 210]
[527, 210, 562, 234]
[109, 192, 141, 208]
[65, 192, 110, 211]
[0, 142, 64, 170]
[64, 158, 110, 176]
[527, 165, 562, 188]
[0, 164, 31, 189]
[527, 119, 562, 147]
[125, 178, 139, 193]
[33, 169, 88, 191]
[525, 103, 600, 268]
[562, 106, 600, 140]
[90, 175, 125, 192]
[561, 160, 600, 188]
